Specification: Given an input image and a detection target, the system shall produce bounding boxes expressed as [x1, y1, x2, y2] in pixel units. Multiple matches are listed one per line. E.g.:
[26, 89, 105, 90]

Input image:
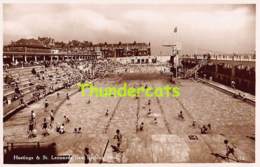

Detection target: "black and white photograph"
[0, 0, 258, 165]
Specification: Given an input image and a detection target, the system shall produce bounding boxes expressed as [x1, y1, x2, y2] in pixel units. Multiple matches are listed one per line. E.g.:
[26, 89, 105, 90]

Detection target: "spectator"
[58, 123, 65, 134]
[64, 115, 70, 123]
[84, 147, 91, 163]
[139, 122, 144, 131]
[178, 111, 184, 120]
[192, 120, 196, 128]
[31, 68, 37, 75]
[42, 118, 49, 136]
[105, 109, 109, 116]
[45, 99, 49, 109]
[28, 120, 34, 138]
[153, 118, 158, 124]
[78, 127, 82, 133]
[50, 110, 54, 127]
[200, 125, 208, 134]
[224, 139, 238, 161]
[31, 110, 36, 122]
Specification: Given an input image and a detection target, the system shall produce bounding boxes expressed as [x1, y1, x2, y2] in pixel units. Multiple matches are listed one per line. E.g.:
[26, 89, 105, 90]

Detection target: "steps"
[185, 59, 208, 78]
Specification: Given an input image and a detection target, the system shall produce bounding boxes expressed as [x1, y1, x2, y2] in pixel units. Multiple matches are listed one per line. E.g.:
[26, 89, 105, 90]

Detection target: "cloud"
[3, 4, 255, 54]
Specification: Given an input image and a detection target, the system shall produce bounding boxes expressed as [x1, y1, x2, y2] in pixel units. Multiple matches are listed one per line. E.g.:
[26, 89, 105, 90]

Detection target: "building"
[3, 38, 51, 64]
[179, 53, 255, 95]
[3, 38, 152, 66]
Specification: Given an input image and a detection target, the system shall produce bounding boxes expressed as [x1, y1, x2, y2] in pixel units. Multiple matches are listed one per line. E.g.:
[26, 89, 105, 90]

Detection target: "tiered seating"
[3, 58, 131, 119]
[4, 66, 45, 116]
[93, 59, 127, 77]
[4, 66, 44, 97]
[3, 64, 86, 119]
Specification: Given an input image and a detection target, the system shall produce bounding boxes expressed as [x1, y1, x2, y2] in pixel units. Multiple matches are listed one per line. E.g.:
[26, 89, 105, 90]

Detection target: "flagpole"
[174, 26, 178, 78]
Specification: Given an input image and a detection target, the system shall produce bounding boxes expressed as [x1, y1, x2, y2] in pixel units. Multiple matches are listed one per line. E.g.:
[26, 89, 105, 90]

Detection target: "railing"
[184, 59, 208, 78]
[181, 54, 255, 62]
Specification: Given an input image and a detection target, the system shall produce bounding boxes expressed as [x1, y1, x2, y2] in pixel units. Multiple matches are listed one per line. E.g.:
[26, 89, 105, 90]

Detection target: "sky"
[3, 3, 256, 55]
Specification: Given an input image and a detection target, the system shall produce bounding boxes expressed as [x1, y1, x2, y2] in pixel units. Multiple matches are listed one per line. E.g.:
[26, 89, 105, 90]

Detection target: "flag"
[174, 26, 177, 33]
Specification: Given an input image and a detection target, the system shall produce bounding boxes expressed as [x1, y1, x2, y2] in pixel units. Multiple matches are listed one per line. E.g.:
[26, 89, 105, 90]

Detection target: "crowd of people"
[4, 57, 126, 114]
[4, 57, 242, 163]
[27, 90, 86, 139]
